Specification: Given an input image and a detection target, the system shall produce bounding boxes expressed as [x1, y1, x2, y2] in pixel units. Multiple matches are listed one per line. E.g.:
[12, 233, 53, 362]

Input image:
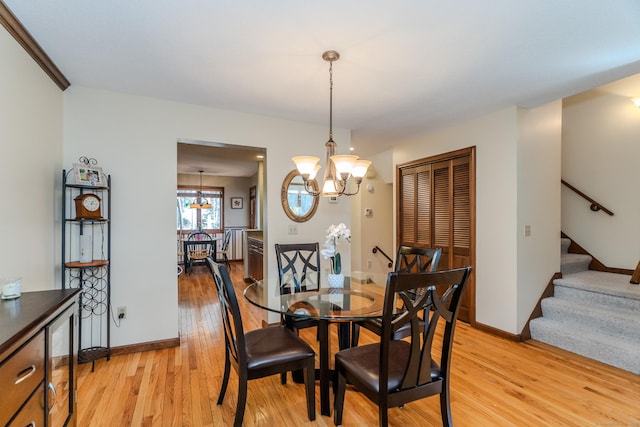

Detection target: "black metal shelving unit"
[62, 160, 111, 369]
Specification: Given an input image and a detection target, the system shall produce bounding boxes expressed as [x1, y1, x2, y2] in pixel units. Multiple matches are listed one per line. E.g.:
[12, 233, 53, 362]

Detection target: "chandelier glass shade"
[190, 170, 211, 209]
[292, 50, 371, 197]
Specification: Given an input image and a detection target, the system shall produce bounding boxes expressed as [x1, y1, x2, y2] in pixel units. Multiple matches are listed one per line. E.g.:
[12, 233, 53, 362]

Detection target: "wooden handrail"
[372, 246, 393, 268]
[561, 180, 614, 216]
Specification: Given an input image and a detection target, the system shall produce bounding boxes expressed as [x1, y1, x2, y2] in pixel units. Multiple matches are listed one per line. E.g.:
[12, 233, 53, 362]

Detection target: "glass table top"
[243, 276, 387, 321]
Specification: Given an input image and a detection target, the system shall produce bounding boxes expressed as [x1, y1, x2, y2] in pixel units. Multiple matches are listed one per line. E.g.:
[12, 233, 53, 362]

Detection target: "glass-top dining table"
[243, 276, 387, 416]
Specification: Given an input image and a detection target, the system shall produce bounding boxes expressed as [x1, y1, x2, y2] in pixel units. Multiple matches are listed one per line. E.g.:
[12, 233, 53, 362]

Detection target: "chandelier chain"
[329, 59, 333, 141]
[290, 50, 371, 198]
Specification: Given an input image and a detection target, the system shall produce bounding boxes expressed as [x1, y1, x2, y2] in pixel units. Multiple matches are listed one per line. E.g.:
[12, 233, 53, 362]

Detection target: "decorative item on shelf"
[190, 170, 211, 209]
[0, 276, 21, 300]
[74, 193, 102, 219]
[321, 223, 351, 288]
[73, 157, 105, 186]
[79, 233, 92, 263]
[292, 50, 371, 197]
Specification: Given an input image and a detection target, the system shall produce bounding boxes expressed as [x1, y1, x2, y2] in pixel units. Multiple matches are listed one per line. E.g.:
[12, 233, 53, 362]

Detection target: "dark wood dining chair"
[274, 242, 322, 383]
[275, 243, 321, 294]
[395, 245, 442, 274]
[206, 257, 316, 426]
[275, 242, 321, 332]
[351, 246, 443, 346]
[186, 231, 214, 274]
[334, 266, 471, 427]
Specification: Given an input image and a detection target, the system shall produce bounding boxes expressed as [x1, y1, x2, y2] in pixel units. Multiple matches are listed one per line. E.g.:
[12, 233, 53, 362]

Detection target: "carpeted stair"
[559, 237, 592, 274]
[529, 238, 640, 374]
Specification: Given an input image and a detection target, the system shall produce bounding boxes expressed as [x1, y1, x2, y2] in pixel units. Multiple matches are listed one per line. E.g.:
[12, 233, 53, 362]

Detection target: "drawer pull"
[14, 365, 36, 384]
[26, 422, 36, 427]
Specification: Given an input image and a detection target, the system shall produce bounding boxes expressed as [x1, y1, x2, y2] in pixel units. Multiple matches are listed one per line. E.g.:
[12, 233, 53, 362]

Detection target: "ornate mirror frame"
[281, 169, 319, 222]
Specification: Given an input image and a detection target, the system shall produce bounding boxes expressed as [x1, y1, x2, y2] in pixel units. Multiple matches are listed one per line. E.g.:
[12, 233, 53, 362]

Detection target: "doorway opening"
[177, 140, 265, 280]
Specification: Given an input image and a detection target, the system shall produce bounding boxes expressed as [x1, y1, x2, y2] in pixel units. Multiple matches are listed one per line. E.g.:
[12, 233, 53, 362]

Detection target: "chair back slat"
[275, 243, 320, 294]
[207, 257, 244, 367]
[381, 267, 471, 393]
[395, 246, 442, 273]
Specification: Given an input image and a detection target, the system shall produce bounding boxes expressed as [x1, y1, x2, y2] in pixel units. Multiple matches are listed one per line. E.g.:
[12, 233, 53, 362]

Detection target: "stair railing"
[561, 180, 614, 216]
[372, 246, 393, 268]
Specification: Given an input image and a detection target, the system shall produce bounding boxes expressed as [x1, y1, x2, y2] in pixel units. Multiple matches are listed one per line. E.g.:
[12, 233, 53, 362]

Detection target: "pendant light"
[292, 50, 371, 197]
[190, 170, 211, 209]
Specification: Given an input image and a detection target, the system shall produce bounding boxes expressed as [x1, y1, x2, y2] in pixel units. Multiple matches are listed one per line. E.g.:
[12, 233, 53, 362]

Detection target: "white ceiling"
[6, 1, 640, 163]
[177, 142, 265, 177]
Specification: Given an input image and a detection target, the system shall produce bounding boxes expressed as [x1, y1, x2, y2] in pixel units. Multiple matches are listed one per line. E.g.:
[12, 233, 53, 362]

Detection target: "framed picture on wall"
[231, 197, 243, 209]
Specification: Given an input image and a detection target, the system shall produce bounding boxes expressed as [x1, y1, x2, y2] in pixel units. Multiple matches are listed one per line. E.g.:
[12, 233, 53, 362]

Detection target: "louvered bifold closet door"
[433, 161, 451, 269]
[399, 167, 416, 245]
[416, 166, 431, 245]
[397, 148, 474, 323]
[399, 164, 431, 246]
[451, 156, 472, 321]
[452, 157, 471, 264]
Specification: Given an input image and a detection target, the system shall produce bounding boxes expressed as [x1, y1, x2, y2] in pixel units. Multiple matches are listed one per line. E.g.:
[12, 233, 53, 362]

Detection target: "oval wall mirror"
[281, 169, 319, 222]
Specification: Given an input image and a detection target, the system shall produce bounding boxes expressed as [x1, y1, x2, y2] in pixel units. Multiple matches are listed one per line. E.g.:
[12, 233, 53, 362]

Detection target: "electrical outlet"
[288, 224, 298, 235]
[367, 259, 373, 269]
[117, 306, 127, 320]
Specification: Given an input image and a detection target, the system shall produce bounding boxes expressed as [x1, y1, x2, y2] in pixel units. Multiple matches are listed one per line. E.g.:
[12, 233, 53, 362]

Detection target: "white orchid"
[322, 223, 351, 274]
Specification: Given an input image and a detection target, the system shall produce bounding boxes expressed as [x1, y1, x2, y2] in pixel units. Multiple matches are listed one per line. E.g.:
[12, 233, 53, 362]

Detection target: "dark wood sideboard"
[0, 289, 80, 426]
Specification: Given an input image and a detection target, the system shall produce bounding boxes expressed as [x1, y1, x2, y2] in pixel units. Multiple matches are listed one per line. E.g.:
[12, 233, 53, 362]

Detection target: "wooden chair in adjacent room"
[351, 246, 443, 346]
[218, 229, 232, 269]
[206, 258, 316, 427]
[333, 267, 471, 427]
[186, 231, 214, 274]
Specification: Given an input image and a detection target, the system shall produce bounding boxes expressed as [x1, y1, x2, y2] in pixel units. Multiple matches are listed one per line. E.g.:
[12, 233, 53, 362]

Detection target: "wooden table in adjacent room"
[182, 238, 222, 274]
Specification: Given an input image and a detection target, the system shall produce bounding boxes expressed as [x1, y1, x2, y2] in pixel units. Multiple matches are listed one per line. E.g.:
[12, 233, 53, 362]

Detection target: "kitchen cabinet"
[247, 237, 263, 282]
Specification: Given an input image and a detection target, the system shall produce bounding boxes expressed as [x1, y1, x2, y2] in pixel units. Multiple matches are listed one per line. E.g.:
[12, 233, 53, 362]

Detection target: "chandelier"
[190, 170, 211, 209]
[292, 50, 371, 197]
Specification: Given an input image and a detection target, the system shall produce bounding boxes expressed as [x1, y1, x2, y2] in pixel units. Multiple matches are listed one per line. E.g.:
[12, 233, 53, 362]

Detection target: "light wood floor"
[77, 263, 640, 426]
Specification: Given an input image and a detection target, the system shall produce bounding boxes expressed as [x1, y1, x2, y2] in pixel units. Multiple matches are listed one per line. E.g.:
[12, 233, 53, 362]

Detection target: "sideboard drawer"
[0, 330, 45, 426]
[7, 382, 45, 427]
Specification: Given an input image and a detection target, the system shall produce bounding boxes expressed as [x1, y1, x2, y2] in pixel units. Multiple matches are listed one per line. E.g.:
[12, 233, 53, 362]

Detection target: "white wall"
[63, 86, 352, 346]
[351, 166, 394, 285]
[516, 102, 562, 330]
[562, 91, 640, 269]
[350, 148, 398, 284]
[178, 172, 252, 227]
[387, 105, 562, 334]
[0, 28, 63, 291]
